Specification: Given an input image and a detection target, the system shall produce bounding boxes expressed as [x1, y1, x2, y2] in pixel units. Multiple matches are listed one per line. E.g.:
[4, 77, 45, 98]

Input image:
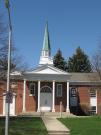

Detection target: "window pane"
[91, 106, 96, 110]
[29, 83, 35, 95]
[57, 84, 62, 97]
[90, 106, 96, 115]
[71, 88, 77, 97]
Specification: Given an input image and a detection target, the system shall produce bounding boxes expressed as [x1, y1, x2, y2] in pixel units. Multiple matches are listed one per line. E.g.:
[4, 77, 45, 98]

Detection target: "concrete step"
[19, 112, 76, 118]
[48, 131, 70, 134]
[48, 133, 69, 135]
[48, 133, 70, 135]
[43, 112, 75, 118]
[48, 130, 70, 135]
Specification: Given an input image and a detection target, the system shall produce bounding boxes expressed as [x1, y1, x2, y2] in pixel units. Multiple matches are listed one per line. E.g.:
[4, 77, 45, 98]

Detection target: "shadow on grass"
[0, 117, 48, 135]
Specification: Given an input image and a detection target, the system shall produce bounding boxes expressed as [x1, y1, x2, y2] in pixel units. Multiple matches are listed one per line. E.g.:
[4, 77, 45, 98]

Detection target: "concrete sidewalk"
[42, 116, 70, 135]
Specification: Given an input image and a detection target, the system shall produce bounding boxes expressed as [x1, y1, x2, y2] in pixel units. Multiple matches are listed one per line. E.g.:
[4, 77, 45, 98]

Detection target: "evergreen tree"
[53, 49, 67, 71]
[67, 47, 92, 72]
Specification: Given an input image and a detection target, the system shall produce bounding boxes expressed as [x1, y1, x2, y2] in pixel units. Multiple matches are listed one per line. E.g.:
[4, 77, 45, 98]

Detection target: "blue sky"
[1, 0, 101, 68]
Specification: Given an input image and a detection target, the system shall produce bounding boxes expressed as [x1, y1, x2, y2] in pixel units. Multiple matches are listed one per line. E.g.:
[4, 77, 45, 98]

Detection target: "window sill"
[29, 94, 35, 96]
[56, 96, 62, 97]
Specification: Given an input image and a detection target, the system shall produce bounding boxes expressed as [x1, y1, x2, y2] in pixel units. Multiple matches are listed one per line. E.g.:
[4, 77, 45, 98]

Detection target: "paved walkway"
[42, 116, 70, 135]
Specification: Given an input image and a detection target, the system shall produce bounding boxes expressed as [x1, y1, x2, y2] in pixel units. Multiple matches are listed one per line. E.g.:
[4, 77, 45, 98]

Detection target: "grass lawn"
[0, 117, 48, 135]
[59, 116, 101, 135]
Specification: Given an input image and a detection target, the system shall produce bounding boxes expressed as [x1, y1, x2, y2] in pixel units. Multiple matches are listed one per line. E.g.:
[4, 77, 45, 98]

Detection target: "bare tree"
[0, 14, 8, 46]
[92, 44, 101, 79]
[0, 13, 28, 79]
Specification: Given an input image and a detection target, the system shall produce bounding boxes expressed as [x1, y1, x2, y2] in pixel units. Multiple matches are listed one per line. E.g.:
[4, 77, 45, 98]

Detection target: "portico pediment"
[24, 65, 69, 75]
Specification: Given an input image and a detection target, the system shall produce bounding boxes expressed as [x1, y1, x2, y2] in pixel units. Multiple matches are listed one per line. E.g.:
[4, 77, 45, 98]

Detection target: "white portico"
[22, 65, 71, 112]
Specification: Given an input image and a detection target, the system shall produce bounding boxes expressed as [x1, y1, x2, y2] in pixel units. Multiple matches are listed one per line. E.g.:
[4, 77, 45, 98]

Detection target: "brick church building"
[0, 23, 101, 116]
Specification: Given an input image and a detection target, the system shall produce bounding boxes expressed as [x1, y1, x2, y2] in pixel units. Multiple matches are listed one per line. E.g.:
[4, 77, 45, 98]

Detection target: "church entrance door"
[40, 86, 52, 112]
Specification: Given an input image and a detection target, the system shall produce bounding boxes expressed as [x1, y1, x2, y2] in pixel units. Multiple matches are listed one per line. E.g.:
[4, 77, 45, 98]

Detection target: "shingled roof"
[70, 72, 101, 85]
[70, 72, 100, 81]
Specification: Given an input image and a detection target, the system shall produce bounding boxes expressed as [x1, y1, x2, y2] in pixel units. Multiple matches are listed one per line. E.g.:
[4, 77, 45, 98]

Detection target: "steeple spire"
[39, 22, 53, 65]
[42, 22, 51, 56]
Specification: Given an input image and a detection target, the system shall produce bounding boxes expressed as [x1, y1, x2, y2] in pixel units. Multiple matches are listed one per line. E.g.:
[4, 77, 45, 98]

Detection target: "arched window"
[29, 83, 35, 96]
[41, 86, 51, 93]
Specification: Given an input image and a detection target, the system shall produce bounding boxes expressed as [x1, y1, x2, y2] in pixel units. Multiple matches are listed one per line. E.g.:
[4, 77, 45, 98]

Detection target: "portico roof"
[23, 65, 71, 81]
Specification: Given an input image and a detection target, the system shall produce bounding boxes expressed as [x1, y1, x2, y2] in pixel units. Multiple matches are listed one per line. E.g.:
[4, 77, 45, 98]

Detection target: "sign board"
[6, 91, 13, 103]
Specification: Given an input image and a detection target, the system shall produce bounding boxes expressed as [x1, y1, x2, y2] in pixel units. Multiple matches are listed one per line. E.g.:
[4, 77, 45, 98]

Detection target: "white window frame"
[29, 83, 35, 96]
[56, 84, 62, 97]
[89, 89, 96, 97]
[89, 89, 97, 114]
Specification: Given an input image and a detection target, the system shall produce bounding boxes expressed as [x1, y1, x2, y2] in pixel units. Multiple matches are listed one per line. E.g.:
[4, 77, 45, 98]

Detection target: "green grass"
[59, 116, 101, 135]
[0, 117, 48, 135]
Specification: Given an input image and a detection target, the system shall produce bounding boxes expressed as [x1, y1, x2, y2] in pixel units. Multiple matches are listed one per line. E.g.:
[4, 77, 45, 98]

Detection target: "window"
[29, 83, 35, 96]
[45, 51, 49, 57]
[56, 84, 62, 97]
[89, 106, 96, 115]
[71, 87, 77, 97]
[11, 82, 17, 89]
[89, 89, 96, 97]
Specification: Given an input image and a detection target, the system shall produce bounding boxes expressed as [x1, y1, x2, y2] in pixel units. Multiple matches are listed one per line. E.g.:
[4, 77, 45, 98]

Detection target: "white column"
[96, 90, 97, 114]
[66, 81, 70, 113]
[13, 94, 16, 115]
[23, 79, 26, 112]
[52, 80, 55, 112]
[37, 80, 41, 112]
[3, 95, 6, 115]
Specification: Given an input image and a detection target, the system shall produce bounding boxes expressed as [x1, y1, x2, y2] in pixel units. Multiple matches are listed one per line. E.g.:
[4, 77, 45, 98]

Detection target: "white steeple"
[39, 23, 53, 65]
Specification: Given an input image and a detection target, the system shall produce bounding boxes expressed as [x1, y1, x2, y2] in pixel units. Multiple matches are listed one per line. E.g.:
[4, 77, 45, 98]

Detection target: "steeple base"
[39, 56, 53, 65]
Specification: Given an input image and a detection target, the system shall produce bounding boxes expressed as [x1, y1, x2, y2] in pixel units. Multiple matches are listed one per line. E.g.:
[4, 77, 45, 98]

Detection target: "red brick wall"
[0, 82, 6, 115]
[97, 87, 101, 115]
[25, 81, 38, 112]
[15, 81, 23, 115]
[0, 84, 4, 114]
[78, 86, 90, 104]
[77, 86, 90, 115]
